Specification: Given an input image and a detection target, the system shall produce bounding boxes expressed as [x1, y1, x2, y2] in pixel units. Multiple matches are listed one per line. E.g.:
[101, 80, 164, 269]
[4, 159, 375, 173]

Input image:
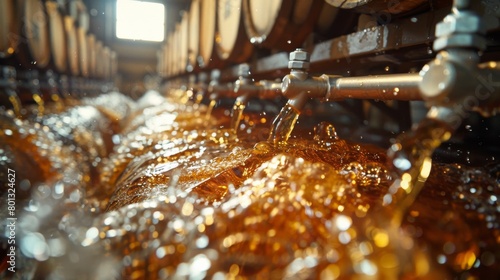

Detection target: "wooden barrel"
[314, 1, 358, 39]
[67, 0, 89, 29]
[324, 0, 433, 14]
[316, 3, 339, 35]
[164, 34, 170, 77]
[216, 0, 253, 63]
[77, 26, 89, 77]
[179, 12, 189, 73]
[162, 43, 168, 77]
[77, 1, 89, 31]
[95, 40, 104, 79]
[199, 0, 222, 69]
[157, 49, 163, 78]
[0, 0, 16, 58]
[168, 33, 175, 76]
[172, 24, 180, 76]
[87, 33, 96, 78]
[242, 0, 323, 51]
[45, 0, 67, 73]
[188, 0, 200, 70]
[12, 0, 52, 69]
[102, 46, 111, 80]
[110, 51, 117, 79]
[64, 15, 79, 76]
[73, 0, 89, 77]
[175, 23, 184, 75]
[169, 31, 175, 76]
[165, 34, 173, 77]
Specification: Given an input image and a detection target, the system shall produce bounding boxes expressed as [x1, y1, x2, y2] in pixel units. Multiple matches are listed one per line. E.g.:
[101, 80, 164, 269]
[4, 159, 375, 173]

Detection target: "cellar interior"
[1, 0, 500, 279]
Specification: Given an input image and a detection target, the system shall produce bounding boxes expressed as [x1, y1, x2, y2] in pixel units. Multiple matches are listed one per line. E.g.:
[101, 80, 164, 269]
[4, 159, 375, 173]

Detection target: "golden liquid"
[0, 104, 118, 211]
[0, 114, 57, 194]
[32, 92, 45, 116]
[8, 94, 22, 118]
[7, 92, 499, 279]
[50, 92, 65, 113]
[384, 117, 453, 226]
[91, 100, 499, 279]
[230, 99, 246, 132]
[101, 103, 233, 208]
[80, 135, 499, 279]
[268, 102, 300, 145]
[194, 92, 204, 104]
[206, 99, 217, 120]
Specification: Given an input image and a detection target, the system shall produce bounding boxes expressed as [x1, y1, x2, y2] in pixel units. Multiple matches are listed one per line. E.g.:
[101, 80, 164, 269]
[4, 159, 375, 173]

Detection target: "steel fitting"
[288, 48, 310, 70]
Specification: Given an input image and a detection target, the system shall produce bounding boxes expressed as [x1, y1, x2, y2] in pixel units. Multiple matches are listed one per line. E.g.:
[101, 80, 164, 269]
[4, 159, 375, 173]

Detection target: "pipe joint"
[420, 53, 500, 117]
[281, 74, 331, 101]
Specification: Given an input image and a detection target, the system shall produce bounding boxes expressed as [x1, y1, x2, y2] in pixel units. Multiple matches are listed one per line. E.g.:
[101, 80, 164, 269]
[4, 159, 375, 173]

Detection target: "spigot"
[419, 0, 500, 121]
[281, 49, 314, 110]
[229, 64, 284, 131]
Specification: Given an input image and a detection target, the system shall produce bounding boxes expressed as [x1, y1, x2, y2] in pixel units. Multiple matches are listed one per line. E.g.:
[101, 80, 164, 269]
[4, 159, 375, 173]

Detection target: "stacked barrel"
[0, 0, 118, 101]
[159, 0, 347, 78]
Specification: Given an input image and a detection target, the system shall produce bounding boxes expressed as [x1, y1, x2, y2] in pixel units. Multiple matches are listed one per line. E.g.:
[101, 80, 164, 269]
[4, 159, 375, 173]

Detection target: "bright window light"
[116, 0, 165, 42]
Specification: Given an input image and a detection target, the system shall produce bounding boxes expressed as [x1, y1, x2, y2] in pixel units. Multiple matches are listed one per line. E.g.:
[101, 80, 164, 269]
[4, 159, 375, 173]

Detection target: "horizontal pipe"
[214, 80, 283, 100]
[208, 82, 234, 98]
[325, 73, 423, 101]
[257, 80, 282, 99]
[282, 73, 423, 103]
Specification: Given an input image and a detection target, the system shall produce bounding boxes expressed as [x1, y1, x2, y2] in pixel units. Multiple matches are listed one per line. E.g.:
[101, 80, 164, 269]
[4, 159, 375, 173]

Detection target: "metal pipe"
[327, 73, 423, 101]
[282, 72, 422, 103]
[207, 82, 233, 100]
[256, 80, 282, 99]
[232, 64, 282, 100]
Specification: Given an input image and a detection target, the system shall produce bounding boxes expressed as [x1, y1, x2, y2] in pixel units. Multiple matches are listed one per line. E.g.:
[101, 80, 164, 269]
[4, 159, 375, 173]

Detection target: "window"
[116, 0, 165, 42]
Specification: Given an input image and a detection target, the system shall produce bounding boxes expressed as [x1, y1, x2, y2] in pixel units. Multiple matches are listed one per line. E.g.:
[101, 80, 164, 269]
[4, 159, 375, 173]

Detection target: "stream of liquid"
[50, 92, 64, 112]
[268, 102, 301, 145]
[206, 99, 217, 120]
[230, 99, 246, 132]
[32, 92, 45, 116]
[8, 94, 22, 118]
[384, 117, 454, 226]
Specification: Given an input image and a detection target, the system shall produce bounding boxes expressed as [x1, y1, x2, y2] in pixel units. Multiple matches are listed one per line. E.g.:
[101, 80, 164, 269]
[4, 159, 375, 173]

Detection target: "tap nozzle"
[281, 49, 313, 110]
